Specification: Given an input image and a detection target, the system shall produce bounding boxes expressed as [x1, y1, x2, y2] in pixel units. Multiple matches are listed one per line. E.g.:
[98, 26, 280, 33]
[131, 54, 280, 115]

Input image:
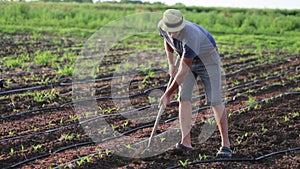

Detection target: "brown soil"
[0, 34, 299, 169]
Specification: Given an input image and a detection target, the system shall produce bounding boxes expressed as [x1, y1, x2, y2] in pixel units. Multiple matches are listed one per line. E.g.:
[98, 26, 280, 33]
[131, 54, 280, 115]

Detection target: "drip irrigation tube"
[52, 151, 102, 169]
[0, 77, 70, 95]
[2, 57, 295, 96]
[62, 69, 166, 86]
[0, 122, 78, 143]
[3, 141, 95, 169]
[1, 88, 298, 144]
[0, 101, 73, 119]
[232, 80, 299, 101]
[1, 53, 297, 96]
[0, 99, 178, 143]
[227, 68, 295, 91]
[166, 147, 300, 169]
[2, 65, 296, 120]
[0, 82, 170, 120]
[1, 64, 297, 119]
[3, 92, 299, 168]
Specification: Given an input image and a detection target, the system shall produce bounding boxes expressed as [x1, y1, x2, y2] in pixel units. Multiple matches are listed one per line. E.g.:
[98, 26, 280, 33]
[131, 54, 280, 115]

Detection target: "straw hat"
[159, 9, 185, 32]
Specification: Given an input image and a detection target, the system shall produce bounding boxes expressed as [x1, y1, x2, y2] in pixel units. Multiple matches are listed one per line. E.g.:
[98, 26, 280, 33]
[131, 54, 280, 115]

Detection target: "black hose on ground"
[166, 147, 300, 169]
[3, 92, 300, 168]
[0, 79, 4, 88]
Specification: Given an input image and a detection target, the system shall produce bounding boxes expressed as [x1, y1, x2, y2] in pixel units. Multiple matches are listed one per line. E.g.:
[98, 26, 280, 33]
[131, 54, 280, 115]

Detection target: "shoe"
[216, 146, 232, 158]
[175, 143, 194, 152]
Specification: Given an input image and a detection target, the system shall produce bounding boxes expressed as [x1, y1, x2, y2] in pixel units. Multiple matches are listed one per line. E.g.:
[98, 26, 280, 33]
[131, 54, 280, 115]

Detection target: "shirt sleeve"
[158, 27, 165, 37]
[183, 44, 198, 58]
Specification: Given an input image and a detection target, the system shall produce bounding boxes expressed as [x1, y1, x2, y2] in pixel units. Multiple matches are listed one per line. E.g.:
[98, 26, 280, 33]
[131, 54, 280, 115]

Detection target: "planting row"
[1, 35, 299, 168]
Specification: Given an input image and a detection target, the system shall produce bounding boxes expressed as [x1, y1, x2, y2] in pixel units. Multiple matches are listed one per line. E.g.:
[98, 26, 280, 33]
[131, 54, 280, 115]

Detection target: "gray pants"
[178, 50, 224, 106]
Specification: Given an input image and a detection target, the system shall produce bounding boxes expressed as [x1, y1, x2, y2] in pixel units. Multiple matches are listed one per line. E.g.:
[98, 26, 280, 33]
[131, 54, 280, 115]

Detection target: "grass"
[0, 2, 299, 54]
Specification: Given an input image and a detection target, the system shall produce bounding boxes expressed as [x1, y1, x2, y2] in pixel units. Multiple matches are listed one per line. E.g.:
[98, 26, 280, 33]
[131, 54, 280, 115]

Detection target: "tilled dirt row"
[0, 34, 299, 169]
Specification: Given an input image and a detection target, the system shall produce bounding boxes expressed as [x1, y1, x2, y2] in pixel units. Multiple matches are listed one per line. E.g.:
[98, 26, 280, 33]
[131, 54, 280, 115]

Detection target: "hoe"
[142, 55, 181, 154]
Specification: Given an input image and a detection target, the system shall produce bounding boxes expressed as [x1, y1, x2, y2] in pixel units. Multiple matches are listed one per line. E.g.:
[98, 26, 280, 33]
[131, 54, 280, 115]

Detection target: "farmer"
[158, 9, 232, 157]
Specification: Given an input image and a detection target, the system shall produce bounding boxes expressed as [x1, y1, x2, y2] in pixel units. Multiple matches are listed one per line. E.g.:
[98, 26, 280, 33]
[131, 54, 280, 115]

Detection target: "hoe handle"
[147, 104, 165, 147]
[147, 55, 181, 147]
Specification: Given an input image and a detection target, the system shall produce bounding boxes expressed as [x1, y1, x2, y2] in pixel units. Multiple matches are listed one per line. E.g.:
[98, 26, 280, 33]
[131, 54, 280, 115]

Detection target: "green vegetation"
[0, 2, 299, 53]
[179, 159, 190, 167]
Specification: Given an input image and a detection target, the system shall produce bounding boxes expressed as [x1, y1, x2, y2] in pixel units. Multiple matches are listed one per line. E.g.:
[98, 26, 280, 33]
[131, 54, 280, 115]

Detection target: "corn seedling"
[98, 127, 108, 134]
[8, 131, 14, 136]
[236, 132, 248, 145]
[83, 156, 92, 163]
[76, 159, 84, 166]
[160, 137, 166, 142]
[179, 159, 190, 167]
[60, 117, 64, 124]
[32, 144, 42, 151]
[85, 111, 93, 118]
[31, 126, 38, 132]
[290, 112, 299, 118]
[261, 125, 268, 133]
[69, 115, 78, 122]
[283, 115, 290, 122]
[126, 144, 132, 149]
[199, 154, 208, 160]
[105, 149, 111, 156]
[10, 148, 14, 155]
[98, 152, 104, 158]
[111, 124, 117, 131]
[123, 120, 129, 128]
[76, 133, 81, 138]
[48, 120, 55, 127]
[65, 134, 74, 140]
[246, 95, 256, 106]
[207, 118, 215, 125]
[33, 89, 57, 103]
[21, 145, 25, 154]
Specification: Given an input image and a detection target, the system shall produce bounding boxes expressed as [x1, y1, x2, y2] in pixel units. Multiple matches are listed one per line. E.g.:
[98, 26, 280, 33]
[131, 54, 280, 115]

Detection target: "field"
[0, 2, 300, 169]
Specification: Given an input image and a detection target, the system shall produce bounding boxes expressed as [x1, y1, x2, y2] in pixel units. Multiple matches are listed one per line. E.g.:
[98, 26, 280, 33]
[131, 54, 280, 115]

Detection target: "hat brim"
[158, 19, 185, 33]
